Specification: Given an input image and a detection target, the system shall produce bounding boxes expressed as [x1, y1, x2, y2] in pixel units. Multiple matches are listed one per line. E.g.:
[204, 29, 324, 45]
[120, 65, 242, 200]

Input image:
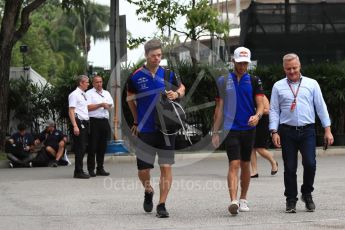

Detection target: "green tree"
[9, 77, 52, 134]
[0, 0, 83, 150]
[58, 0, 110, 61]
[127, 0, 229, 68]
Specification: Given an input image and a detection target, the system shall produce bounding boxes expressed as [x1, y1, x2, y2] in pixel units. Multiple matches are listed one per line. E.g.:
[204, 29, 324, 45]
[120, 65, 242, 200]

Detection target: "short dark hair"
[144, 39, 162, 55]
[92, 75, 103, 83]
[17, 123, 27, 131]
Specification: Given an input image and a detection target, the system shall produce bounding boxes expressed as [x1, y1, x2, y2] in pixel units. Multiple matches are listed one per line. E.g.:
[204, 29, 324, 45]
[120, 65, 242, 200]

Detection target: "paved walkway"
[0, 148, 344, 230]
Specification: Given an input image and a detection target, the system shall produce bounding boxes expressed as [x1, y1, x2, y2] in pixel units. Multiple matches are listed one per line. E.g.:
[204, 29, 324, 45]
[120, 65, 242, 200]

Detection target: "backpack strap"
[250, 75, 265, 108]
[163, 68, 171, 91]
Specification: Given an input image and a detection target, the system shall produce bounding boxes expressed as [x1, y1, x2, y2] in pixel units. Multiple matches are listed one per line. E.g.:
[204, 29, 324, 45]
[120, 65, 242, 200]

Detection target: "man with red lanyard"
[269, 53, 334, 213]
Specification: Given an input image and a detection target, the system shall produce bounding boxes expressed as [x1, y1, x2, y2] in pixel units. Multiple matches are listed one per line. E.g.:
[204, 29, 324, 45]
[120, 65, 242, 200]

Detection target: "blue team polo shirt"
[216, 72, 263, 131]
[127, 65, 180, 132]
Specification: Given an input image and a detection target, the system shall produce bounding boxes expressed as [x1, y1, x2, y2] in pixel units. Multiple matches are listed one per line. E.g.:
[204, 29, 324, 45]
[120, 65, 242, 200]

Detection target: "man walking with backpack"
[126, 39, 185, 218]
[212, 47, 264, 215]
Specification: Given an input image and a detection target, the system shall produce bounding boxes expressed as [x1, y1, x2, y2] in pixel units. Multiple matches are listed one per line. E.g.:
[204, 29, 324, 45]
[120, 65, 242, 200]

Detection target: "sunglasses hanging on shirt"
[96, 91, 104, 98]
[81, 93, 87, 101]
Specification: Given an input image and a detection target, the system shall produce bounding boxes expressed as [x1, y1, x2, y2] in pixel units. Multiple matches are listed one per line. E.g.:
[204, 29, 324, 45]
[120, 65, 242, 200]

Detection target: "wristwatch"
[270, 130, 278, 136]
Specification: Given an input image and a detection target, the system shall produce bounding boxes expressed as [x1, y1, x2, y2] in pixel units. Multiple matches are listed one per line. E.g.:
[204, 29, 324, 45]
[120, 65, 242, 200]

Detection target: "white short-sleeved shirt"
[86, 88, 114, 119]
[68, 87, 90, 120]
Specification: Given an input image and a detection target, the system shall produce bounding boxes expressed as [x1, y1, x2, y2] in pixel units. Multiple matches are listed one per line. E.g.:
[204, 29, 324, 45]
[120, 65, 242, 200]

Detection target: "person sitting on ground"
[6, 123, 35, 168]
[34, 120, 67, 167]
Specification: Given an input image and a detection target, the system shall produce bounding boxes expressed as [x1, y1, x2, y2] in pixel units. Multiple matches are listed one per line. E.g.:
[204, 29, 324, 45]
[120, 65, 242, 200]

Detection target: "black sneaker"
[48, 160, 58, 167]
[286, 200, 297, 213]
[156, 203, 169, 218]
[96, 169, 110, 176]
[301, 194, 315, 212]
[88, 170, 96, 177]
[74, 171, 90, 179]
[143, 191, 154, 212]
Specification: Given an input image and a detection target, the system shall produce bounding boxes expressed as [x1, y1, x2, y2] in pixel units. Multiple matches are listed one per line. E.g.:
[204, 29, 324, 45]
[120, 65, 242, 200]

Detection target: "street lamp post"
[20, 45, 28, 78]
[20, 45, 30, 129]
[107, 0, 128, 154]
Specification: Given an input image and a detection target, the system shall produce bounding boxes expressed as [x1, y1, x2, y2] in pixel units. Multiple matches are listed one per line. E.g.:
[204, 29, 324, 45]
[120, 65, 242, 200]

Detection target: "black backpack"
[155, 69, 190, 143]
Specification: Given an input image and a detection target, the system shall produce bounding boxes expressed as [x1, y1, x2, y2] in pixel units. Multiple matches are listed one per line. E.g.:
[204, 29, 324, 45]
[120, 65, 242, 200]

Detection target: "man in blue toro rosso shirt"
[126, 39, 185, 218]
[212, 47, 264, 216]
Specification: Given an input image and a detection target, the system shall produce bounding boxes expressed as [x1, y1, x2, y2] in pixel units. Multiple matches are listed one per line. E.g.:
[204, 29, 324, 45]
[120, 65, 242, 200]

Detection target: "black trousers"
[87, 117, 110, 171]
[7, 152, 35, 167]
[73, 119, 89, 173]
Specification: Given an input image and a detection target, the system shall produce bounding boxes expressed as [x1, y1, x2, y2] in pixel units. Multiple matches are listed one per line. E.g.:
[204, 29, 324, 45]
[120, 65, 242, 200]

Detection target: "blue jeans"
[279, 124, 316, 201]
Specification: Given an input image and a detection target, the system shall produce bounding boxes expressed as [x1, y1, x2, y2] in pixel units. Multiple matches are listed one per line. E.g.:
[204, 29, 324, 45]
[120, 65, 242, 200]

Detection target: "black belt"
[90, 117, 108, 120]
[281, 123, 314, 130]
[76, 118, 89, 125]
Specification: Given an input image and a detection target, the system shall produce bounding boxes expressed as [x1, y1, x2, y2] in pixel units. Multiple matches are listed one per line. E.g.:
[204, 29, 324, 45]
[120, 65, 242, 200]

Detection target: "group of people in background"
[6, 74, 114, 174]
[68, 75, 114, 179]
[6, 120, 69, 168]
[126, 39, 334, 218]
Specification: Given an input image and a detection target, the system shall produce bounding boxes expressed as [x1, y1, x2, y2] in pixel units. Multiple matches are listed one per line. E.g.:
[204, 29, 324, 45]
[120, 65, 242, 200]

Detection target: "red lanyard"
[287, 78, 302, 111]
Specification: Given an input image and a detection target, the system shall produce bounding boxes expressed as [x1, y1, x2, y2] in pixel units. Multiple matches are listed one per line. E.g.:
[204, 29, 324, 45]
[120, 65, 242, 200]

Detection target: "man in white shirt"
[86, 75, 114, 177]
[68, 75, 90, 179]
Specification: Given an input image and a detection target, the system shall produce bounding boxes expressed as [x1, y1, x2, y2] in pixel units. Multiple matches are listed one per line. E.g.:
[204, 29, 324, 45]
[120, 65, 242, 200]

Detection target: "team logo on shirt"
[138, 77, 148, 84]
[137, 77, 149, 90]
[157, 77, 164, 84]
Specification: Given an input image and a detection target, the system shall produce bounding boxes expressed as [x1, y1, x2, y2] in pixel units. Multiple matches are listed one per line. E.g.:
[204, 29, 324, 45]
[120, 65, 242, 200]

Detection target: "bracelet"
[256, 113, 262, 119]
[212, 130, 222, 136]
[176, 91, 181, 99]
[133, 123, 138, 126]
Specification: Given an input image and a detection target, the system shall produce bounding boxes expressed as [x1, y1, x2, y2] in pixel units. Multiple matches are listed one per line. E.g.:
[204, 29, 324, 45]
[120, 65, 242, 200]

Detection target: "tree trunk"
[0, 0, 21, 151]
[190, 39, 198, 71]
[0, 48, 13, 150]
[0, 0, 47, 150]
[190, 0, 198, 71]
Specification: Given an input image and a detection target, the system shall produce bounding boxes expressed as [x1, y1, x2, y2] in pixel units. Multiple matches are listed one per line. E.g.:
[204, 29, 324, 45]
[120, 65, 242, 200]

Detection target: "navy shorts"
[136, 132, 175, 170]
[224, 129, 255, 162]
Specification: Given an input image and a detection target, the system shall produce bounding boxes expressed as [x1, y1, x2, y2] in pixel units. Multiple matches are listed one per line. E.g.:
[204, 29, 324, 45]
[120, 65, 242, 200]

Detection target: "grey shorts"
[136, 132, 175, 170]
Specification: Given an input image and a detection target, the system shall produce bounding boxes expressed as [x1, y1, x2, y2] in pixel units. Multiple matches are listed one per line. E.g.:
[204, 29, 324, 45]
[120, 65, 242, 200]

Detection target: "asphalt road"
[0, 150, 344, 230]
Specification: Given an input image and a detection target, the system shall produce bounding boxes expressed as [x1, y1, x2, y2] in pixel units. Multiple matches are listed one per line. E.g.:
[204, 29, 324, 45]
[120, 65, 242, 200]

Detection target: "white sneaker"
[228, 200, 239, 215]
[239, 199, 250, 212]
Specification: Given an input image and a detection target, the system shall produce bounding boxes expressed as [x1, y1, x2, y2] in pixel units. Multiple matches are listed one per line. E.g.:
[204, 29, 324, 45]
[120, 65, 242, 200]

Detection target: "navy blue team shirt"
[127, 65, 181, 132]
[37, 129, 65, 149]
[10, 132, 34, 152]
[216, 72, 263, 131]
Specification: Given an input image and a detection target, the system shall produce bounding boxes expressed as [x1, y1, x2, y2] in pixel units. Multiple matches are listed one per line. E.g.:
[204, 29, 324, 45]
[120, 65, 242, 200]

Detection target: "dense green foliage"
[7, 1, 110, 133]
[10, 1, 109, 81]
